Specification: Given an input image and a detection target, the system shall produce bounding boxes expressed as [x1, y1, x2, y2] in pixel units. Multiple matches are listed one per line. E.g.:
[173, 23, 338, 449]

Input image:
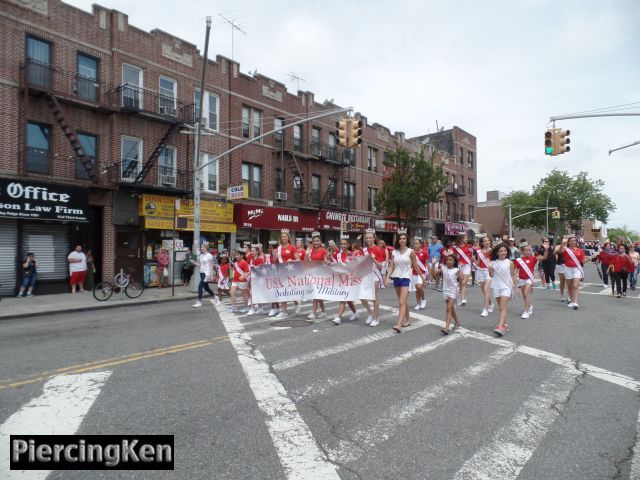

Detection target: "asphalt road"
[1, 263, 639, 479]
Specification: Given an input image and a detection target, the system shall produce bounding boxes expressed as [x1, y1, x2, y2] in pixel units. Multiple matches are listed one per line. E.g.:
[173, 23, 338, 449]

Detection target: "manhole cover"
[271, 320, 313, 328]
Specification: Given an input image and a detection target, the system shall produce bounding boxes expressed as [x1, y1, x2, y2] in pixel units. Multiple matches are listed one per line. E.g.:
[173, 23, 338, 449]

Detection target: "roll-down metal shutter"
[0, 220, 18, 295]
[22, 223, 70, 281]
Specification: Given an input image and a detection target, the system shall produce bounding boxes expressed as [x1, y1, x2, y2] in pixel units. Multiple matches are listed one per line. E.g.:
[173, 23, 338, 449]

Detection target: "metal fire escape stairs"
[288, 151, 307, 202]
[320, 156, 350, 210]
[130, 121, 181, 184]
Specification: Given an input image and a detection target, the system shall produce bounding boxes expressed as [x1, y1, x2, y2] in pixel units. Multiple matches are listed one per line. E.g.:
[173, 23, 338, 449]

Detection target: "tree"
[374, 147, 448, 229]
[606, 225, 639, 243]
[502, 169, 615, 237]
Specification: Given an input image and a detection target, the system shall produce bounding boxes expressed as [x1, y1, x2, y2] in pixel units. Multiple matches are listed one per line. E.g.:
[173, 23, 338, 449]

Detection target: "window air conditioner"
[161, 174, 176, 186]
[275, 191, 288, 201]
[328, 198, 338, 207]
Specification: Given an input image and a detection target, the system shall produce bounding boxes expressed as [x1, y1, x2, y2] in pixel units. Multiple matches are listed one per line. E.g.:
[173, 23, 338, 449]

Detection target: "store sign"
[234, 205, 316, 232]
[143, 217, 236, 233]
[227, 183, 249, 200]
[318, 210, 375, 231]
[445, 222, 467, 236]
[375, 219, 398, 232]
[139, 194, 235, 232]
[0, 179, 89, 222]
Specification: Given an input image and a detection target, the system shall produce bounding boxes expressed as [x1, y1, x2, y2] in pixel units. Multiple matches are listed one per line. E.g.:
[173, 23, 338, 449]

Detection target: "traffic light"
[348, 119, 363, 147]
[551, 209, 560, 220]
[556, 129, 570, 155]
[336, 119, 348, 147]
[545, 129, 554, 155]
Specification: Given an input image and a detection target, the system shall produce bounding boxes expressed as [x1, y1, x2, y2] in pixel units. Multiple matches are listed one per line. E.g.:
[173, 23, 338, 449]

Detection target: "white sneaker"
[572, 303, 579, 310]
[295, 302, 302, 314]
[348, 312, 358, 321]
[307, 312, 316, 320]
[192, 301, 202, 308]
[528, 305, 533, 315]
[461, 299, 467, 306]
[567, 302, 575, 308]
[365, 315, 373, 325]
[414, 304, 421, 311]
[369, 319, 379, 327]
[332, 316, 341, 325]
[560, 295, 565, 302]
[255, 306, 264, 314]
[268, 308, 279, 317]
[488, 304, 494, 313]
[420, 299, 427, 309]
[480, 309, 488, 317]
[317, 312, 326, 319]
[521, 312, 530, 319]
[211, 297, 221, 306]
[275, 311, 288, 319]
[246, 308, 256, 316]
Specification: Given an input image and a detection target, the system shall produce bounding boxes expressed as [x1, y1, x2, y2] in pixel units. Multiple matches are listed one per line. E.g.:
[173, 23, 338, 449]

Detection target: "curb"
[0, 294, 199, 321]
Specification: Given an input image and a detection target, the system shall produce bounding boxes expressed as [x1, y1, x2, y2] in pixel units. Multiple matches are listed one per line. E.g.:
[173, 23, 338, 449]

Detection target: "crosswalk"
[216, 297, 640, 479]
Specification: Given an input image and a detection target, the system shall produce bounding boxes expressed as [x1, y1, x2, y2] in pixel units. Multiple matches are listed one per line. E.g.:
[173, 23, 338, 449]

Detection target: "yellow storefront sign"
[139, 194, 236, 232]
[143, 217, 236, 233]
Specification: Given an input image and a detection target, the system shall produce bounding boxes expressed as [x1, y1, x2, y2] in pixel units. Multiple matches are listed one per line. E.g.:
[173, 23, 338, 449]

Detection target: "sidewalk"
[0, 284, 198, 321]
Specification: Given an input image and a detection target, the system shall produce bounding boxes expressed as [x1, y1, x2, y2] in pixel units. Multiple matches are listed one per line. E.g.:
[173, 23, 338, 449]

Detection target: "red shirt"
[562, 247, 585, 268]
[219, 263, 230, 278]
[245, 252, 254, 263]
[309, 247, 328, 261]
[412, 248, 429, 275]
[277, 244, 298, 263]
[475, 248, 491, 268]
[233, 259, 250, 282]
[610, 254, 633, 273]
[251, 256, 265, 267]
[453, 245, 473, 265]
[353, 249, 364, 257]
[365, 245, 386, 263]
[297, 248, 306, 259]
[515, 255, 538, 280]
[336, 250, 351, 263]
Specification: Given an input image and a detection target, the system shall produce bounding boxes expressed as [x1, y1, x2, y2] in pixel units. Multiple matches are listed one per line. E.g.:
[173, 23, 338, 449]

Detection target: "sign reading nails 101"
[227, 183, 249, 200]
[0, 178, 89, 222]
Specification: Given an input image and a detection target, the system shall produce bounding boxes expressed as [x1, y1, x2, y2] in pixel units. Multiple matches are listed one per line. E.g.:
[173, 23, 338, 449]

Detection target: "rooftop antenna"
[288, 72, 306, 91]
[219, 13, 246, 61]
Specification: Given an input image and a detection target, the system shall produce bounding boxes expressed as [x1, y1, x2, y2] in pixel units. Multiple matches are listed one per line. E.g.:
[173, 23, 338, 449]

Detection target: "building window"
[468, 178, 474, 196]
[159, 76, 177, 116]
[121, 136, 142, 181]
[122, 64, 142, 109]
[468, 151, 474, 169]
[367, 187, 378, 212]
[75, 132, 97, 180]
[460, 203, 465, 221]
[253, 110, 262, 138]
[469, 205, 475, 222]
[367, 147, 377, 172]
[275, 168, 284, 192]
[26, 36, 51, 89]
[451, 174, 456, 188]
[343, 148, 354, 165]
[274, 117, 284, 148]
[293, 174, 304, 203]
[343, 182, 356, 210]
[328, 133, 336, 161]
[293, 125, 303, 152]
[26, 121, 50, 174]
[194, 89, 219, 130]
[459, 146, 464, 165]
[76, 52, 98, 102]
[311, 127, 321, 156]
[201, 153, 218, 193]
[159, 146, 176, 186]
[242, 106, 250, 138]
[460, 175, 465, 195]
[328, 178, 336, 198]
[446, 201, 451, 221]
[311, 174, 321, 205]
[242, 106, 262, 139]
[242, 162, 262, 198]
[437, 200, 444, 219]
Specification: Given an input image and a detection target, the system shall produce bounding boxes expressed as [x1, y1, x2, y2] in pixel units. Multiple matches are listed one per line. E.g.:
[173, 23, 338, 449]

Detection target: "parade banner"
[250, 256, 376, 303]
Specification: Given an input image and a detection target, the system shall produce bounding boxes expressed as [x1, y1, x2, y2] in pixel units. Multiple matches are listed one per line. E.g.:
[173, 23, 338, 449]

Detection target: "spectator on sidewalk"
[181, 247, 197, 286]
[67, 245, 88, 293]
[156, 248, 170, 288]
[17, 252, 37, 298]
[83, 249, 97, 292]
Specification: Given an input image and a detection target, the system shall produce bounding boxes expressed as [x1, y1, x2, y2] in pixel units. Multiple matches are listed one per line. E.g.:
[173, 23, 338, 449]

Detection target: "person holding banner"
[274, 229, 301, 319]
[453, 234, 474, 306]
[555, 235, 586, 309]
[412, 237, 429, 310]
[514, 243, 537, 319]
[230, 250, 251, 313]
[295, 238, 306, 261]
[247, 244, 266, 316]
[306, 232, 329, 320]
[361, 229, 386, 327]
[265, 241, 281, 317]
[475, 236, 494, 317]
[437, 253, 463, 335]
[386, 229, 426, 333]
[488, 243, 518, 337]
[332, 236, 360, 325]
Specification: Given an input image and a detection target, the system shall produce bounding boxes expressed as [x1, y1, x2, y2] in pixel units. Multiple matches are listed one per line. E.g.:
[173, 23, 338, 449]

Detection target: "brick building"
[0, 0, 478, 295]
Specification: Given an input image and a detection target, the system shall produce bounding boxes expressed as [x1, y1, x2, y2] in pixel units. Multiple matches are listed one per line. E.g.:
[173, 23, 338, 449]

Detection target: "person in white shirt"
[193, 244, 220, 308]
[67, 245, 88, 293]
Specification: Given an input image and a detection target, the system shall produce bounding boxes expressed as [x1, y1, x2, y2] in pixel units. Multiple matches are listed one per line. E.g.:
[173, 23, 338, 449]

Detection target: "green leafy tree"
[606, 225, 639, 243]
[502, 169, 615, 236]
[374, 147, 448, 228]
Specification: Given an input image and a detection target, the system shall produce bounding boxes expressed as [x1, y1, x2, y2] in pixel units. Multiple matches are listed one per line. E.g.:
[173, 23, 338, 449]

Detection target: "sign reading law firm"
[0, 179, 89, 222]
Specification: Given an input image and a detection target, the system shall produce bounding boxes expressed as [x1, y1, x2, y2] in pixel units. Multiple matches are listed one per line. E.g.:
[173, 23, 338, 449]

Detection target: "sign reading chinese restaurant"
[0, 178, 89, 222]
[318, 210, 375, 232]
[444, 222, 468, 236]
[227, 183, 249, 200]
[139, 194, 235, 232]
[234, 205, 316, 232]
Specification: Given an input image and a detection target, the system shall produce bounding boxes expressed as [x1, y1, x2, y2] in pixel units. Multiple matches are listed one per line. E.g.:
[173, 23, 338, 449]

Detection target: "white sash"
[276, 245, 284, 263]
[364, 246, 385, 287]
[516, 257, 535, 282]
[265, 255, 272, 265]
[564, 248, 584, 278]
[217, 266, 229, 289]
[454, 246, 472, 266]
[414, 251, 429, 274]
[337, 251, 349, 265]
[233, 261, 248, 281]
[442, 267, 462, 305]
[476, 248, 492, 268]
[493, 262, 515, 301]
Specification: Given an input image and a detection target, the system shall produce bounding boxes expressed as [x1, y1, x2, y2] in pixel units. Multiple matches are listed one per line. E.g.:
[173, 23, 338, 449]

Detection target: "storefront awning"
[234, 204, 317, 232]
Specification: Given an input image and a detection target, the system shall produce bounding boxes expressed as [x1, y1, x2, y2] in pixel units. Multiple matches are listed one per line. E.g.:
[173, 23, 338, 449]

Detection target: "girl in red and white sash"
[306, 232, 330, 320]
[488, 243, 518, 336]
[361, 229, 386, 327]
[230, 250, 251, 313]
[475, 236, 494, 317]
[274, 229, 301, 319]
[555, 235, 586, 309]
[295, 238, 306, 262]
[453, 234, 474, 306]
[332, 236, 360, 325]
[385, 229, 426, 333]
[265, 240, 281, 317]
[514, 243, 537, 319]
[378, 239, 390, 278]
[246, 244, 266, 316]
[437, 253, 463, 335]
[217, 254, 230, 297]
[411, 237, 430, 310]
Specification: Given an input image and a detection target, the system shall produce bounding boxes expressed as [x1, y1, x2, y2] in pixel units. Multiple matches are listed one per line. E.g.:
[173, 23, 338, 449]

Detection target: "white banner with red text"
[250, 256, 376, 303]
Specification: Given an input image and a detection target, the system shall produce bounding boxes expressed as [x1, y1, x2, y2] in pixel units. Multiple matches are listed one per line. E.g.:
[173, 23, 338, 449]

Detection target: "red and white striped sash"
[516, 258, 535, 282]
[454, 246, 472, 265]
[565, 248, 584, 278]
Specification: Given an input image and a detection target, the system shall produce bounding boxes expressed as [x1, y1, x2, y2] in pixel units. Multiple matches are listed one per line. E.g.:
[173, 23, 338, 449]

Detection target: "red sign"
[445, 222, 467, 236]
[375, 219, 398, 232]
[234, 205, 317, 232]
[318, 210, 375, 231]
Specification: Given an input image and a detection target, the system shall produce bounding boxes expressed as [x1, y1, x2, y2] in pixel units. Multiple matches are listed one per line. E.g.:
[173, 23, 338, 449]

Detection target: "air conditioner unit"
[159, 106, 176, 116]
[275, 191, 288, 201]
[442, 158, 449, 165]
[328, 198, 338, 207]
[160, 173, 176, 186]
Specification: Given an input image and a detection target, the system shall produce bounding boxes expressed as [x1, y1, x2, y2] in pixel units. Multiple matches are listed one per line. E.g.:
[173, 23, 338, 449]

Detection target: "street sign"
[227, 183, 249, 200]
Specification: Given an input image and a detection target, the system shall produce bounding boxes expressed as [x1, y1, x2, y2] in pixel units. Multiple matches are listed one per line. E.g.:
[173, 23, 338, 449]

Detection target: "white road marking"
[0, 371, 111, 480]
[631, 407, 640, 480]
[454, 367, 579, 480]
[214, 305, 340, 480]
[326, 347, 514, 464]
[251, 326, 292, 336]
[292, 334, 461, 401]
[380, 306, 640, 393]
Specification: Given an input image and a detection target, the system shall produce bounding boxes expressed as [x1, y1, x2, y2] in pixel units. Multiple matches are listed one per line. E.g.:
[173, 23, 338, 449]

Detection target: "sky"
[65, 0, 640, 232]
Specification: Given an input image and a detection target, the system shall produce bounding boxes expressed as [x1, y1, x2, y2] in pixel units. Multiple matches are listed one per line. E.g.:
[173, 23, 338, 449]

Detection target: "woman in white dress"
[437, 253, 463, 334]
[488, 243, 519, 337]
[475, 236, 494, 317]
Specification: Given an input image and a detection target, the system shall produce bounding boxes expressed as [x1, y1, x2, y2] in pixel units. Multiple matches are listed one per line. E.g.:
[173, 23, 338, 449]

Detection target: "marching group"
[192, 227, 638, 338]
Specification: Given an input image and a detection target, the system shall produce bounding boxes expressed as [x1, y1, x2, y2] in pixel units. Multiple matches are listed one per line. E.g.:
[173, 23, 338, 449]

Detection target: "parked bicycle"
[93, 270, 144, 301]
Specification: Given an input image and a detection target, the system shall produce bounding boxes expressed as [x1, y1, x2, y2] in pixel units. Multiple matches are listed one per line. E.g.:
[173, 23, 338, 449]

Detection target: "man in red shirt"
[412, 237, 429, 310]
[230, 250, 251, 313]
[555, 235, 586, 310]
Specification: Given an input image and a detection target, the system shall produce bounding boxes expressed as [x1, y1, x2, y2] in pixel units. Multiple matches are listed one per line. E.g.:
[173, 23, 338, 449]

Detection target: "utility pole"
[508, 204, 512, 239]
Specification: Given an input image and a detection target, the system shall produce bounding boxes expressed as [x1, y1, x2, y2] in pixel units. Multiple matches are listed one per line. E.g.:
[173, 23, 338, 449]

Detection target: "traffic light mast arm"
[609, 139, 640, 155]
[550, 112, 640, 121]
[511, 207, 557, 220]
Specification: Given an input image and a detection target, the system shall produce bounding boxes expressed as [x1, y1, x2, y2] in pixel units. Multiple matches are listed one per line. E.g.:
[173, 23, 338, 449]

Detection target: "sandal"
[392, 326, 402, 334]
[440, 328, 449, 335]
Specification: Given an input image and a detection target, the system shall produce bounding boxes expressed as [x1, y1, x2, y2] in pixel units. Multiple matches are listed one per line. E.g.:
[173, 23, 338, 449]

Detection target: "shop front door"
[116, 231, 141, 279]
